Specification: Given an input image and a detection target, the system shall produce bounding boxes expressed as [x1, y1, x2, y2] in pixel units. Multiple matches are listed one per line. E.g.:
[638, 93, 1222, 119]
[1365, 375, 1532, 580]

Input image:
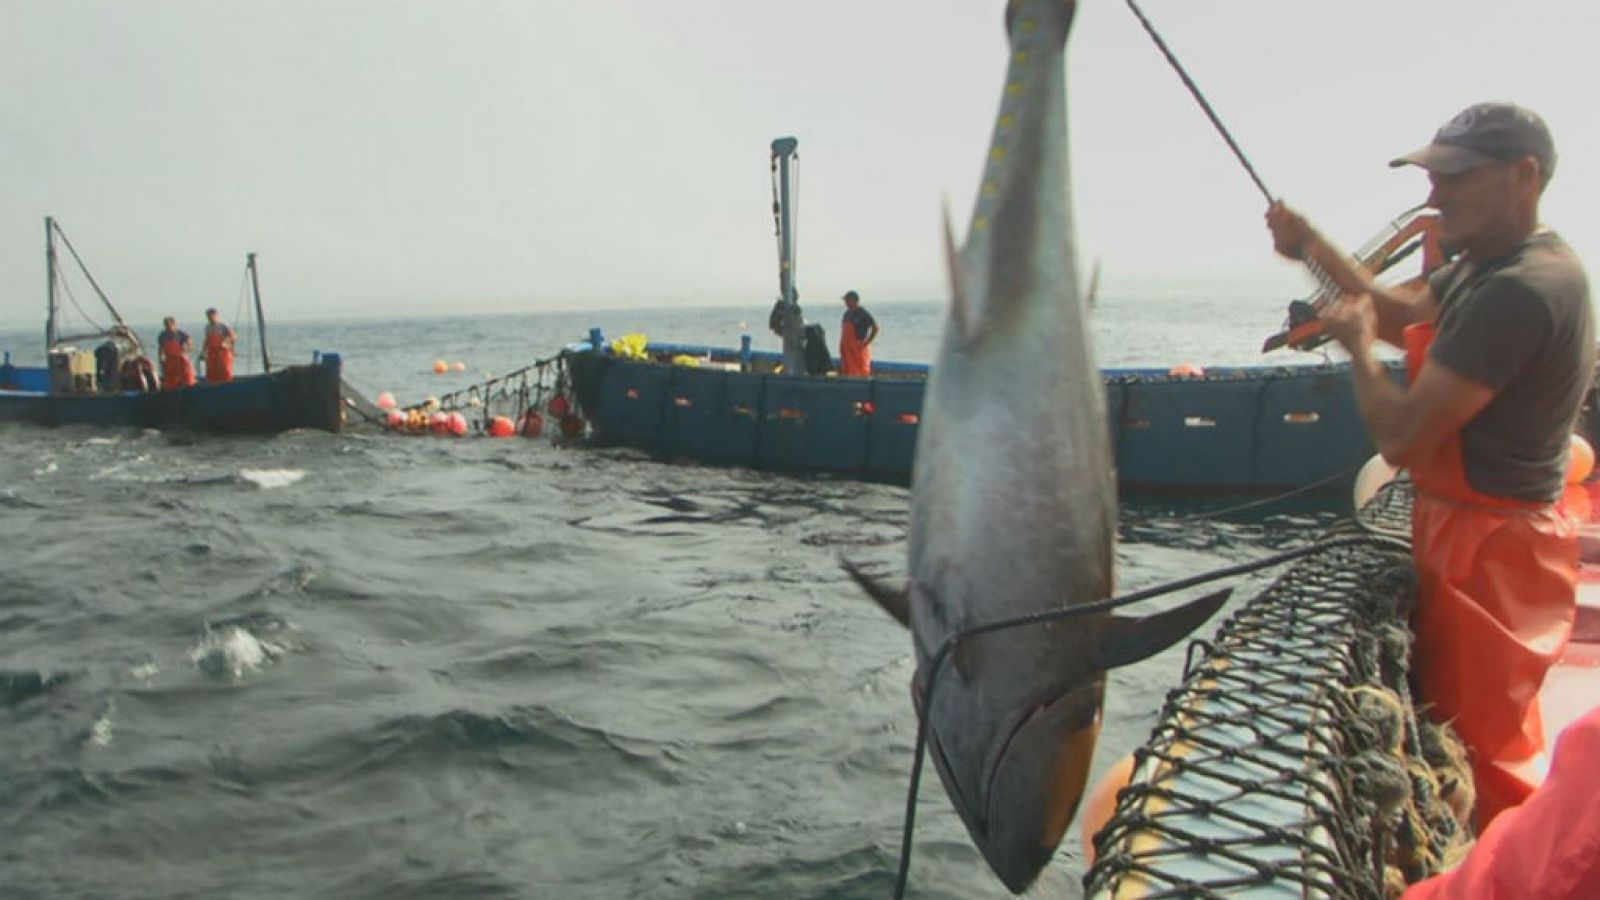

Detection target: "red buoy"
[488, 415, 516, 437]
[519, 411, 544, 438]
[548, 395, 572, 418]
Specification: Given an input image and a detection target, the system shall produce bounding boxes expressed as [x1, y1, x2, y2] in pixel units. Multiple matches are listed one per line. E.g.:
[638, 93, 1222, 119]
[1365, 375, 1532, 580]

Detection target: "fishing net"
[1084, 478, 1472, 899]
[391, 355, 577, 437]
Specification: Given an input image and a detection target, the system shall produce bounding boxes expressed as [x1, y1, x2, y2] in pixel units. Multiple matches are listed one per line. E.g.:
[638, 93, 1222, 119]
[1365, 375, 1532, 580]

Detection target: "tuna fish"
[849, 0, 1228, 890]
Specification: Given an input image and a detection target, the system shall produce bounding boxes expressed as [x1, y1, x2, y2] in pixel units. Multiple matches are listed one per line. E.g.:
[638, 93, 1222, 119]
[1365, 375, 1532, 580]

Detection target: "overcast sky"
[3, 0, 1597, 332]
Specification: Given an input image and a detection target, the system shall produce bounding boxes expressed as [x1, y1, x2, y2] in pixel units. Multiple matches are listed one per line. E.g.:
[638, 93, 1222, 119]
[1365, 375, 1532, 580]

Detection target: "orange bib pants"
[1403, 321, 1579, 830]
[204, 331, 234, 384]
[839, 324, 871, 377]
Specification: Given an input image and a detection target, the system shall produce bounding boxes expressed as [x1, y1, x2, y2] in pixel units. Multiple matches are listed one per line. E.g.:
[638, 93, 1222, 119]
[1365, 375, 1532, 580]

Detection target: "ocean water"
[1, 299, 1346, 899]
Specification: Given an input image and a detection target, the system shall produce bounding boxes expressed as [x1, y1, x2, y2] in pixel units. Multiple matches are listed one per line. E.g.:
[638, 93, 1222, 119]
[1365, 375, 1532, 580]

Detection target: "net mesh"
[1085, 478, 1471, 898]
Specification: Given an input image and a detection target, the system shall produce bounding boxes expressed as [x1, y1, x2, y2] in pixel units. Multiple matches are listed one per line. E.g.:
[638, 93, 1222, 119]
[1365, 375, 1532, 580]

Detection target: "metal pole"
[771, 137, 806, 376]
[1123, 0, 1274, 203]
[247, 253, 272, 372]
[45, 217, 57, 351]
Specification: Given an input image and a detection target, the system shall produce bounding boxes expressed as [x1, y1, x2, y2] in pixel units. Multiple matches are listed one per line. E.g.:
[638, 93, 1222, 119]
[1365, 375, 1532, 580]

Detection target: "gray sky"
[3, 0, 1597, 331]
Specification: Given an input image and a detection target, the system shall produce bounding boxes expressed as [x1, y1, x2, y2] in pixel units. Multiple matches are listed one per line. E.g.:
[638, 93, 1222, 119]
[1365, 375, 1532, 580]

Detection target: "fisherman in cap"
[202, 306, 237, 384]
[1267, 102, 1594, 830]
[838, 290, 878, 377]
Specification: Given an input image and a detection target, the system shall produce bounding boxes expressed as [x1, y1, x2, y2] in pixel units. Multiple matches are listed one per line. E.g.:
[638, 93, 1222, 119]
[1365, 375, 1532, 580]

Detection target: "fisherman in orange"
[202, 307, 237, 384]
[838, 289, 878, 377]
[1267, 102, 1594, 830]
[156, 316, 197, 390]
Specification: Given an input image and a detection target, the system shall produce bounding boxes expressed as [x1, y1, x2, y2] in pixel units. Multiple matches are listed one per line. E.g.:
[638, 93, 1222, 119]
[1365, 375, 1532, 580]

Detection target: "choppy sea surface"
[1, 299, 1346, 899]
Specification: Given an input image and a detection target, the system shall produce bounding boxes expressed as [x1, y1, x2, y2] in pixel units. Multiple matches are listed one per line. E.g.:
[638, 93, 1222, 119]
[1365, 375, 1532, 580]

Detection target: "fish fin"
[1093, 588, 1231, 671]
[841, 557, 910, 628]
[942, 199, 974, 342]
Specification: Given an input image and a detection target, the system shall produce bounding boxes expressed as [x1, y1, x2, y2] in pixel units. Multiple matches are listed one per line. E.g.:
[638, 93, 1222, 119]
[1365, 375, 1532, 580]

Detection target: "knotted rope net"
[1085, 478, 1473, 898]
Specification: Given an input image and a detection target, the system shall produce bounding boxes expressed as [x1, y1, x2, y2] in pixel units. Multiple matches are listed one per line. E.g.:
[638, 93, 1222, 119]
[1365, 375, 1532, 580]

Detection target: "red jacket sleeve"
[1403, 706, 1600, 900]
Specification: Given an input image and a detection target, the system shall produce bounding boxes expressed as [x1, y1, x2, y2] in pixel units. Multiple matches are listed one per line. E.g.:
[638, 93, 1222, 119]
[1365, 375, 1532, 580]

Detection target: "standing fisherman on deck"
[203, 307, 237, 384]
[157, 316, 197, 390]
[838, 290, 878, 377]
[1267, 103, 1594, 830]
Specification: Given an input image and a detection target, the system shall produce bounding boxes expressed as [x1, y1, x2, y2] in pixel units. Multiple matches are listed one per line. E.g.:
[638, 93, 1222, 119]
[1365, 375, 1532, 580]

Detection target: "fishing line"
[887, 532, 1407, 898]
[1123, 0, 1274, 203]
[1170, 458, 1365, 523]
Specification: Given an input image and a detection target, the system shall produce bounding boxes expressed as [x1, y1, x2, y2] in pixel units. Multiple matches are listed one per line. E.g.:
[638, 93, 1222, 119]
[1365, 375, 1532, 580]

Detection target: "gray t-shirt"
[1426, 230, 1595, 502]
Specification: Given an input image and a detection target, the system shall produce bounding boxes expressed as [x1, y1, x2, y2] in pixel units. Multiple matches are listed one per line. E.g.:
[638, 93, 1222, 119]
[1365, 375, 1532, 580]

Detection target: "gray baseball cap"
[1390, 102, 1555, 181]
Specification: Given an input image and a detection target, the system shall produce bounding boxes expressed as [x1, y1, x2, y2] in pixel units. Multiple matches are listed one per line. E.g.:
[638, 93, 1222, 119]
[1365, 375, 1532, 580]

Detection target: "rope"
[51, 221, 127, 332]
[1174, 459, 1364, 522]
[54, 276, 107, 340]
[233, 265, 256, 376]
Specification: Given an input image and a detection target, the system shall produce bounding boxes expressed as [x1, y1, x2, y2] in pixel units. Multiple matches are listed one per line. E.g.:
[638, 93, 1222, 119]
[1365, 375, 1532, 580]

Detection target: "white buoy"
[1352, 453, 1399, 511]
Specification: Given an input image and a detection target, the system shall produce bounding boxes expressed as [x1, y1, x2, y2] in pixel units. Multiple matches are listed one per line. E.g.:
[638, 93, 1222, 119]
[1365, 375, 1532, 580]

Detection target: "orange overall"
[1403, 321, 1579, 830]
[159, 333, 196, 390]
[839, 321, 872, 377]
[204, 326, 235, 384]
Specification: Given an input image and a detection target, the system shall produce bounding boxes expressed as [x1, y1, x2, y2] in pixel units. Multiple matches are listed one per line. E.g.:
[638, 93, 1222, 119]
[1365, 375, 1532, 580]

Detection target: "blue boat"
[562, 333, 1384, 494]
[0, 218, 348, 434]
[0, 351, 347, 434]
[558, 138, 1390, 495]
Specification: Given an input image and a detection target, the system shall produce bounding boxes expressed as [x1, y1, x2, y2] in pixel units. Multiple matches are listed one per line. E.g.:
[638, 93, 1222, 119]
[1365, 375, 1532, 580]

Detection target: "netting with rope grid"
[1082, 478, 1471, 899]
[394, 353, 573, 435]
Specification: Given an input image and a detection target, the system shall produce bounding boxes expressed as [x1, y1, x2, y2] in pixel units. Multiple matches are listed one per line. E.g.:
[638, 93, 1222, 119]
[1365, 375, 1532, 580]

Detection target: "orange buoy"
[488, 415, 516, 437]
[1567, 434, 1594, 485]
[1168, 363, 1205, 379]
[432, 360, 448, 374]
[548, 395, 572, 418]
[447, 412, 469, 437]
[519, 411, 544, 438]
[1561, 482, 1593, 524]
[376, 392, 397, 410]
[452, 361, 466, 372]
[384, 410, 405, 430]
[1079, 753, 1137, 865]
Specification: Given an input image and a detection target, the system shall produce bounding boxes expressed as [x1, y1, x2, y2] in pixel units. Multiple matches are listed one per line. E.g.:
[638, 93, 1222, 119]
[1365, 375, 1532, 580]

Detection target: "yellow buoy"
[1079, 753, 1137, 865]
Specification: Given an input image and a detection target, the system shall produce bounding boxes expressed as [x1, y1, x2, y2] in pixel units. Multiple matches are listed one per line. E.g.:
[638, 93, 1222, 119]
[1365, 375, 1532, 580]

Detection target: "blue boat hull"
[564, 346, 1387, 494]
[0, 359, 347, 434]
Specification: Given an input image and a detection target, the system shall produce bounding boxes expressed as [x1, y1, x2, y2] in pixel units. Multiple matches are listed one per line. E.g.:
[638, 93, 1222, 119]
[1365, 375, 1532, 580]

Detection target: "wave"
[190, 626, 282, 679]
[0, 669, 72, 708]
[239, 468, 307, 490]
